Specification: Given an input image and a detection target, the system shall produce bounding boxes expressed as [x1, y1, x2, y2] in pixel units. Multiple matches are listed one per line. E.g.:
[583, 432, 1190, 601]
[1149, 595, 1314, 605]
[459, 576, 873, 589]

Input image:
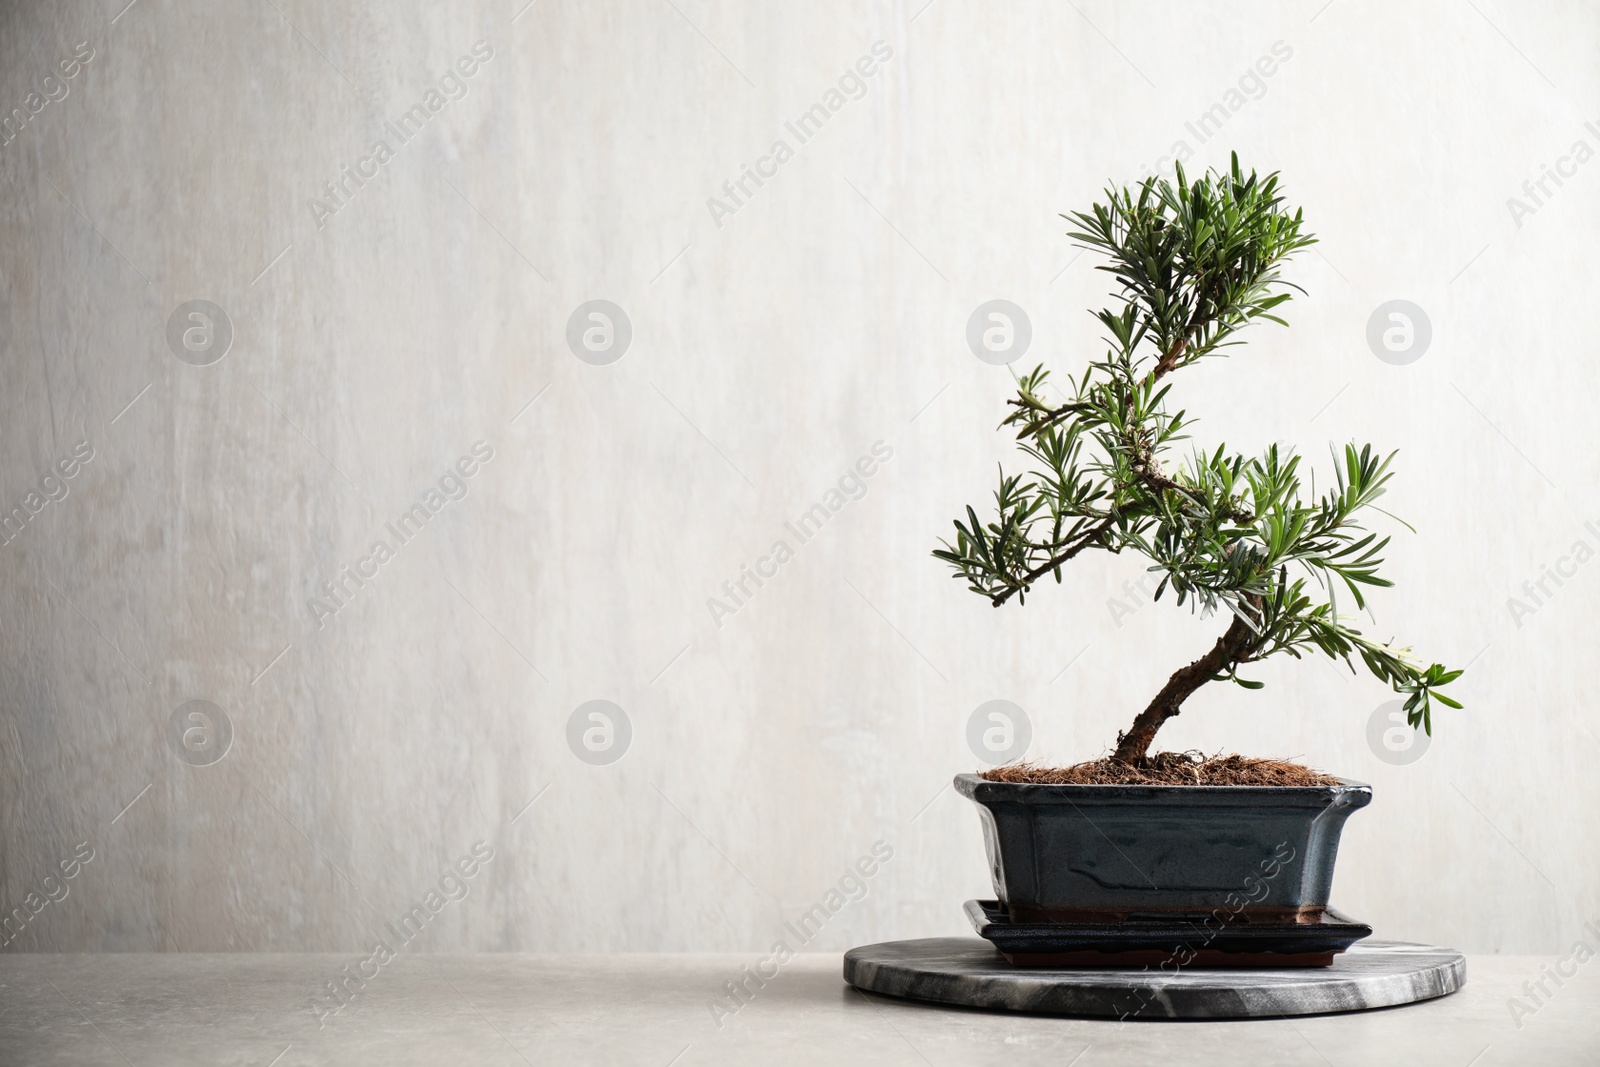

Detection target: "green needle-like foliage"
[934, 154, 1462, 765]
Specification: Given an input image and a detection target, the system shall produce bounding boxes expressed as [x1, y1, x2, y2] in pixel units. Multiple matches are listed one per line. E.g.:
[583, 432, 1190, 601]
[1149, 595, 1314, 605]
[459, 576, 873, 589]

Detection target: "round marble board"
[843, 937, 1465, 1020]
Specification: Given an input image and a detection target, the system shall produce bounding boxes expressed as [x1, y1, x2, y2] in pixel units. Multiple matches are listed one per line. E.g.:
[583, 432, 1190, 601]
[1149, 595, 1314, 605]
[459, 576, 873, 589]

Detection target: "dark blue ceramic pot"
[954, 773, 1372, 922]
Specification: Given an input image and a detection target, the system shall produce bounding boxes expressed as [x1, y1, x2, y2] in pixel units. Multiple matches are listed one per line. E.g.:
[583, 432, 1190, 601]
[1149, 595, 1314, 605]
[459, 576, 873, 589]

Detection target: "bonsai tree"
[935, 154, 1461, 768]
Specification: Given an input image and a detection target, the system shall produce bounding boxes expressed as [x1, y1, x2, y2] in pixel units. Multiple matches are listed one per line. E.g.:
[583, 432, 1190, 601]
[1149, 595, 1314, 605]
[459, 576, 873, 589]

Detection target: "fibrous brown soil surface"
[981, 751, 1340, 787]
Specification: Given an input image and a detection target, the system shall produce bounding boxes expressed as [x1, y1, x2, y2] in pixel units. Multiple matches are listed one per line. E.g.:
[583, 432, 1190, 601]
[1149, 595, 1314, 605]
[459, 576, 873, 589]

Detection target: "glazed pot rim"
[954, 771, 1373, 804]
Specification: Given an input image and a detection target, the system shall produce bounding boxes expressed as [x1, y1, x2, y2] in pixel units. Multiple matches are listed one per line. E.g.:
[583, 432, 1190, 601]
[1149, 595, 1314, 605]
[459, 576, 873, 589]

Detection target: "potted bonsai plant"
[934, 155, 1462, 954]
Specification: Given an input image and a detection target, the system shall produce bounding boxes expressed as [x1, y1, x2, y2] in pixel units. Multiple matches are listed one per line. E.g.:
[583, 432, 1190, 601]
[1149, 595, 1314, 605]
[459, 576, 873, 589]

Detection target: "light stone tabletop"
[0, 950, 1595, 1065]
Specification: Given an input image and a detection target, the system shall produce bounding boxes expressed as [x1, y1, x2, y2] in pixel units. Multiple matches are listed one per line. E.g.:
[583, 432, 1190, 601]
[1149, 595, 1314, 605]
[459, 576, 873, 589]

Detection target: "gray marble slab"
[844, 937, 1465, 1019]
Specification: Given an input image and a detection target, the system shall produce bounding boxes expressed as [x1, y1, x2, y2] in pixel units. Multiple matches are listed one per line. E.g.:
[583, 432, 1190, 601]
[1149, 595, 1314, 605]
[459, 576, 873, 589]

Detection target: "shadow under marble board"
[843, 937, 1466, 1020]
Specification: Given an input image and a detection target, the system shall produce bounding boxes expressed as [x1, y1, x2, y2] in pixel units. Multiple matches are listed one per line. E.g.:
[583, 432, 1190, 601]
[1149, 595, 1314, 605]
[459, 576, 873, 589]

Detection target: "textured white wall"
[0, 0, 1596, 956]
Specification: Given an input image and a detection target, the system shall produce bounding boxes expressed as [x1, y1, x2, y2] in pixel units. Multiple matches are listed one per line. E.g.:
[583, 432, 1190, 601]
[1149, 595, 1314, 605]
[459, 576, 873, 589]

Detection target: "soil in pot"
[981, 751, 1339, 787]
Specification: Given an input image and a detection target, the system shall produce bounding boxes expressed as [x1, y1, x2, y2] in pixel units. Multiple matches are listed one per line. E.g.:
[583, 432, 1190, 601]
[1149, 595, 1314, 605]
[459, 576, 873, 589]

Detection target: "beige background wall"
[1, 0, 1596, 956]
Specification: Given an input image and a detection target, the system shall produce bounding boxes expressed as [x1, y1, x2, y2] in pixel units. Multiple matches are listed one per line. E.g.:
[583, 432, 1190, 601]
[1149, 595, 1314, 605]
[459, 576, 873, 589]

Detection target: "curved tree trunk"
[1112, 607, 1261, 765]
